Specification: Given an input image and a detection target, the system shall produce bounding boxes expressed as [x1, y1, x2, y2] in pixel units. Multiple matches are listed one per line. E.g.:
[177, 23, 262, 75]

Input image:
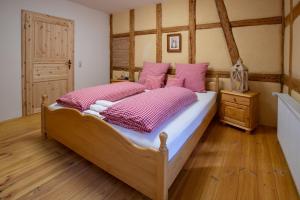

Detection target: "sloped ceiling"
[68, 0, 164, 13]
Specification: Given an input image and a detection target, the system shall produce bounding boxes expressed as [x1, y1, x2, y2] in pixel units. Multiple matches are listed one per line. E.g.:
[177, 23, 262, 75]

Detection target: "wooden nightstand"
[110, 79, 131, 83]
[219, 90, 259, 133]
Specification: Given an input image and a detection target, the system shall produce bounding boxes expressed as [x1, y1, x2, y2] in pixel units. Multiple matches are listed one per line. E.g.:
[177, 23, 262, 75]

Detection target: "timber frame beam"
[283, 75, 300, 93]
[215, 0, 240, 65]
[110, 3, 284, 84]
[113, 66, 282, 83]
[156, 3, 162, 63]
[282, 0, 300, 95]
[283, 0, 300, 94]
[288, 0, 294, 94]
[281, 0, 285, 92]
[188, 0, 196, 64]
[110, 15, 113, 79]
[129, 9, 135, 81]
[285, 1, 300, 26]
[112, 16, 282, 38]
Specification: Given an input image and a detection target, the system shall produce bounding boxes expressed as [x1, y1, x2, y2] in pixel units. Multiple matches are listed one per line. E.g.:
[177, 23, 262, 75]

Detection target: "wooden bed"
[41, 77, 219, 200]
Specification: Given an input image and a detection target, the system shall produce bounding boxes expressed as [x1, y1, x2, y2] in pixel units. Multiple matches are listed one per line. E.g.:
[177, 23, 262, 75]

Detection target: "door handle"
[66, 60, 72, 69]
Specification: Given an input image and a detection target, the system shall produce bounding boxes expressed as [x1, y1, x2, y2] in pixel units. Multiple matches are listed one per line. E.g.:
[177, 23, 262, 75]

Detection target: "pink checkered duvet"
[57, 82, 146, 111]
[101, 87, 197, 133]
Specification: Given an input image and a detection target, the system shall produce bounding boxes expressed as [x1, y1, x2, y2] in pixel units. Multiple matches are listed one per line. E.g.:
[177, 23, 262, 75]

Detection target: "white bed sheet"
[110, 91, 216, 160]
[49, 91, 216, 160]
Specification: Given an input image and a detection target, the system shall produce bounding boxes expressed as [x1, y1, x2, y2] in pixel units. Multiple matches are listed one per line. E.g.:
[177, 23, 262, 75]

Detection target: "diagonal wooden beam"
[215, 0, 240, 64]
[189, 0, 196, 64]
[294, 1, 300, 21]
[285, 0, 300, 26]
[156, 4, 162, 63]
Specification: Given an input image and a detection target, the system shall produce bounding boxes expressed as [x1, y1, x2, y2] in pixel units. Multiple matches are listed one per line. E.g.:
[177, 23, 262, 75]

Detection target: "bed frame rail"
[41, 96, 168, 199]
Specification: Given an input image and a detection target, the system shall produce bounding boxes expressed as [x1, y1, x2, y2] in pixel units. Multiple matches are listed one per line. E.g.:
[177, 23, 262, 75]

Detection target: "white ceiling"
[69, 0, 164, 13]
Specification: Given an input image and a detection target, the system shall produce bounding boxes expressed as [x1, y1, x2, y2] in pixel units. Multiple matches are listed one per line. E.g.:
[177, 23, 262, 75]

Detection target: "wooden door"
[22, 10, 74, 115]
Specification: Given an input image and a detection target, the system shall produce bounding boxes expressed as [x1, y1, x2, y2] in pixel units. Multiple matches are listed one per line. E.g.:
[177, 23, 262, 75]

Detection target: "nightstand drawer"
[222, 102, 249, 127]
[221, 93, 250, 106]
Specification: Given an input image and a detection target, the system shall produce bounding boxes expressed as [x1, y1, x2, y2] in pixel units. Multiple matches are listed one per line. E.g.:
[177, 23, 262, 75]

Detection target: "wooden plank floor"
[0, 114, 299, 200]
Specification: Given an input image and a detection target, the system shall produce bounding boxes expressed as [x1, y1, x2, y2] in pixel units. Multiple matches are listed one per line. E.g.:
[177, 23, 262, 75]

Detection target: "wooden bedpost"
[41, 95, 48, 138]
[157, 132, 168, 200]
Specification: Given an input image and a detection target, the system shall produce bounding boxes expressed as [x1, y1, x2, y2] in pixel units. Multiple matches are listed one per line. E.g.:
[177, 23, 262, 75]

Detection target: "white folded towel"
[89, 104, 108, 112]
[83, 110, 105, 119]
[95, 100, 118, 107]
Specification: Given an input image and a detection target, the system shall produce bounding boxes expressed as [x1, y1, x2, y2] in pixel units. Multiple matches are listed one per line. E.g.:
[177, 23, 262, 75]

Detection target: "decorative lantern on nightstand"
[230, 58, 249, 93]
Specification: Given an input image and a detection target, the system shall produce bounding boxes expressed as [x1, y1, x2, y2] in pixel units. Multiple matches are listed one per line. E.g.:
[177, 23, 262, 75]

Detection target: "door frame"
[21, 10, 74, 116]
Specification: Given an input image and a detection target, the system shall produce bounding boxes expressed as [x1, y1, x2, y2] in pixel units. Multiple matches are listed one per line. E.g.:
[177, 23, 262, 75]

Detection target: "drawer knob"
[233, 98, 237, 102]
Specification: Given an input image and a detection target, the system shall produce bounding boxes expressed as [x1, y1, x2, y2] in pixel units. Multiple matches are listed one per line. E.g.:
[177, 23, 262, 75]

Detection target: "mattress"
[49, 91, 216, 160]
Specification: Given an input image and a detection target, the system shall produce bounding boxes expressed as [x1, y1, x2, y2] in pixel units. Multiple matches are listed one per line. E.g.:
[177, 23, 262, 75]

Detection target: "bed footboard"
[41, 96, 168, 200]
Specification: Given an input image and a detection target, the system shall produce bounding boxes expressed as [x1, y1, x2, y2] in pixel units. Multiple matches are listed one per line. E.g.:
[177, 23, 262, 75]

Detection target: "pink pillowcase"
[145, 75, 164, 90]
[138, 62, 170, 85]
[166, 77, 184, 87]
[176, 63, 208, 92]
[57, 82, 146, 111]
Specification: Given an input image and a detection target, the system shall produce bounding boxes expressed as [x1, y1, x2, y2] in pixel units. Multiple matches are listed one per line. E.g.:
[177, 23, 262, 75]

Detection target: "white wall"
[0, 0, 110, 121]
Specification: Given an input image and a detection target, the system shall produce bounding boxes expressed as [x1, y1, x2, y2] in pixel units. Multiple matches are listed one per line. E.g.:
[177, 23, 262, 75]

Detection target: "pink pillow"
[57, 82, 146, 111]
[138, 62, 170, 85]
[166, 77, 184, 87]
[176, 63, 208, 92]
[145, 75, 164, 90]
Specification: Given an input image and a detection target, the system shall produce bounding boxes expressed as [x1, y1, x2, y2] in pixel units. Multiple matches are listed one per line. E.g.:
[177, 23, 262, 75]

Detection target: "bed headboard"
[206, 75, 220, 92]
